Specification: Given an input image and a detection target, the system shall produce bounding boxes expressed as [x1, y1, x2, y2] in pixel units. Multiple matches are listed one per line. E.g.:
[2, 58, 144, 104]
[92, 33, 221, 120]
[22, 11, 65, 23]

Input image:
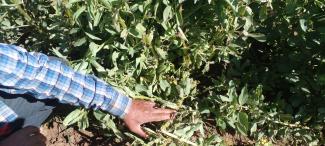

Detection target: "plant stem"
[160, 130, 198, 146]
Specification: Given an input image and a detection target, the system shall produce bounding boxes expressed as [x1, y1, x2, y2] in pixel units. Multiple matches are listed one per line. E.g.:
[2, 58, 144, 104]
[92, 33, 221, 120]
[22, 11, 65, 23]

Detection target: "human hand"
[0, 126, 46, 146]
[123, 100, 176, 138]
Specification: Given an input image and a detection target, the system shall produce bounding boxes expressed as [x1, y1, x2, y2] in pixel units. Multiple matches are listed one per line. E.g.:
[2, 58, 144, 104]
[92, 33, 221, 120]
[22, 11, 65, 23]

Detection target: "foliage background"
[1, 0, 325, 145]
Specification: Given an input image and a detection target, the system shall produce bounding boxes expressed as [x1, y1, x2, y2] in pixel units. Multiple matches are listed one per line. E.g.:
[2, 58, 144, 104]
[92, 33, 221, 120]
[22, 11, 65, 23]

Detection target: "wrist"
[120, 97, 132, 119]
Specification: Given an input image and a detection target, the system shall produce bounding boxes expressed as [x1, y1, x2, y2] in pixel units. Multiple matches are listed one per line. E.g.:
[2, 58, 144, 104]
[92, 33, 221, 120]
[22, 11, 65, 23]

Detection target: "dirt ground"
[40, 117, 125, 146]
[39, 105, 285, 146]
[40, 117, 261, 146]
[40, 117, 91, 146]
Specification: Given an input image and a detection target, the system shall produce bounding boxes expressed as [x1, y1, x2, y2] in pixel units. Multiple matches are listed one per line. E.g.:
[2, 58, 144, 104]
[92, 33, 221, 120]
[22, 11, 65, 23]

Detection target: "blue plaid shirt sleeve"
[0, 43, 132, 119]
[0, 100, 18, 124]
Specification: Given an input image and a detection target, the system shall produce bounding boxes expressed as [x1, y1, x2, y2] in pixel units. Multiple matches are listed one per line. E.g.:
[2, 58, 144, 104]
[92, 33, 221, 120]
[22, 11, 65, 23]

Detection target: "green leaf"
[155, 47, 167, 59]
[73, 5, 86, 20]
[51, 49, 67, 60]
[90, 59, 106, 73]
[259, 5, 268, 22]
[227, 86, 237, 102]
[93, 110, 106, 121]
[103, 115, 123, 138]
[1, 18, 11, 27]
[135, 84, 147, 93]
[245, 32, 266, 42]
[217, 118, 227, 130]
[63, 109, 85, 126]
[239, 85, 248, 105]
[244, 16, 253, 31]
[174, 123, 202, 140]
[85, 32, 102, 40]
[111, 51, 119, 67]
[177, 27, 188, 41]
[237, 112, 249, 135]
[143, 31, 154, 45]
[73, 37, 87, 47]
[184, 78, 192, 96]
[105, 28, 117, 35]
[68, 0, 82, 6]
[163, 5, 172, 22]
[120, 28, 128, 38]
[155, 98, 179, 109]
[299, 19, 307, 32]
[98, 0, 112, 9]
[129, 23, 146, 38]
[74, 61, 89, 73]
[136, 23, 146, 35]
[89, 42, 104, 56]
[93, 11, 102, 27]
[159, 79, 170, 91]
[224, 0, 237, 13]
[175, 8, 183, 26]
[279, 114, 292, 122]
[77, 115, 89, 130]
[219, 95, 232, 102]
[250, 123, 257, 133]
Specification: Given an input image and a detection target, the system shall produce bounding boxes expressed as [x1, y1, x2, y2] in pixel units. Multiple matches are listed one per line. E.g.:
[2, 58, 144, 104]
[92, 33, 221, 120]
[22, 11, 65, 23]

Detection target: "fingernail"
[144, 135, 149, 139]
[170, 112, 177, 119]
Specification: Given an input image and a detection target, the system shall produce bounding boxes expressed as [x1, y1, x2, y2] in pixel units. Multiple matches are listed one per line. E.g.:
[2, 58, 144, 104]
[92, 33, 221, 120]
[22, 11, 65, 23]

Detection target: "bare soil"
[40, 117, 127, 146]
[40, 117, 257, 146]
[40, 117, 91, 146]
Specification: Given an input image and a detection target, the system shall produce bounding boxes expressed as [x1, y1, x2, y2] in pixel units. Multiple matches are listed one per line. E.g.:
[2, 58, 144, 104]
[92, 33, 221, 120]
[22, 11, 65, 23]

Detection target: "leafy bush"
[1, 0, 324, 145]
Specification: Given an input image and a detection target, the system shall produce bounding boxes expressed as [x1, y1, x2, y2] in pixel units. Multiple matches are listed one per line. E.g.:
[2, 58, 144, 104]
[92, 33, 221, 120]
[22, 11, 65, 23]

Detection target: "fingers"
[145, 113, 174, 123]
[129, 124, 148, 138]
[149, 108, 176, 122]
[124, 100, 178, 139]
[145, 101, 156, 106]
[134, 100, 157, 108]
[152, 108, 176, 114]
[141, 100, 156, 108]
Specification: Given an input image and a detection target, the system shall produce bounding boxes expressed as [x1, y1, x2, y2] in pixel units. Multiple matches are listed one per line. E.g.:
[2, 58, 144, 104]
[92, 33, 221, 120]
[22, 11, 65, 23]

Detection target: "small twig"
[160, 130, 198, 146]
[16, 4, 32, 22]
[265, 117, 311, 130]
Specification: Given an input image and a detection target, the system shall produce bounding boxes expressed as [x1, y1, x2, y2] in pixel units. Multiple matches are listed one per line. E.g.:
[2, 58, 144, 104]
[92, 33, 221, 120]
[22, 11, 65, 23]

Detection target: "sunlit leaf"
[239, 85, 248, 105]
[163, 5, 172, 22]
[237, 112, 249, 136]
[85, 32, 102, 40]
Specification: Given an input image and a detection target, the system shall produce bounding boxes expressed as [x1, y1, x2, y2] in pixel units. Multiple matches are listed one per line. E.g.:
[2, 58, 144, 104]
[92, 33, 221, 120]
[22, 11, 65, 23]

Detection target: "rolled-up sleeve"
[0, 43, 132, 118]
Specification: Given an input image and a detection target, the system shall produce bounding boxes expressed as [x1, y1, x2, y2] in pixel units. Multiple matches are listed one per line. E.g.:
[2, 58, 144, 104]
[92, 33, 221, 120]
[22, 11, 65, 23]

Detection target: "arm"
[0, 43, 131, 118]
[0, 43, 176, 138]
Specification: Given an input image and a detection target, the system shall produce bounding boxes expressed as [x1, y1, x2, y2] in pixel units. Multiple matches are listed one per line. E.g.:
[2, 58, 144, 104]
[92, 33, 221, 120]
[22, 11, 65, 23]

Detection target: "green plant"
[1, 0, 324, 145]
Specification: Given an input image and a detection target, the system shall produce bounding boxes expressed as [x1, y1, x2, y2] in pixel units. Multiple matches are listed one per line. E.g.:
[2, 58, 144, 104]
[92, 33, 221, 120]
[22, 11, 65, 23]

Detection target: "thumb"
[129, 124, 148, 138]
